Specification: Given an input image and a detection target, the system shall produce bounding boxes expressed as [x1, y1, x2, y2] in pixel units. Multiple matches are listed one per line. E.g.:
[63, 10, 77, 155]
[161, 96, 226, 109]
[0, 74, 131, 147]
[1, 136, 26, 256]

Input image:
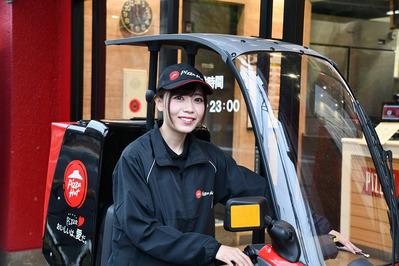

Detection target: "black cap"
[157, 63, 213, 95]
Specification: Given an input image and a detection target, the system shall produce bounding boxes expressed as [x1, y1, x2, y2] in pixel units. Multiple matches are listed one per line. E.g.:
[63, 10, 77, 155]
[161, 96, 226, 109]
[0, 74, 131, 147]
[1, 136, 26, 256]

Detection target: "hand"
[216, 245, 253, 266]
[329, 230, 362, 254]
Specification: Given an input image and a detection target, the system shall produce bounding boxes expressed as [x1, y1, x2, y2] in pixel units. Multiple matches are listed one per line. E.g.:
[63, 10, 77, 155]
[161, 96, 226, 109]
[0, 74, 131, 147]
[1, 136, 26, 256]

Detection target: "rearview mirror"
[224, 196, 267, 232]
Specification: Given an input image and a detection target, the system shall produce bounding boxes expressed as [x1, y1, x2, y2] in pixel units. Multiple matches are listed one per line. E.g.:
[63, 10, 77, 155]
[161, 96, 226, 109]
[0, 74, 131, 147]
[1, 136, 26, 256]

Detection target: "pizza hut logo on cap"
[195, 189, 202, 199]
[169, 71, 180, 81]
[180, 70, 204, 81]
[63, 160, 88, 208]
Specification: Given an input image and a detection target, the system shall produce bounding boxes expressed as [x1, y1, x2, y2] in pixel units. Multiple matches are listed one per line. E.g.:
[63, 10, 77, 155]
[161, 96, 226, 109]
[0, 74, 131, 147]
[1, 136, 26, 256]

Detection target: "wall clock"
[121, 0, 152, 35]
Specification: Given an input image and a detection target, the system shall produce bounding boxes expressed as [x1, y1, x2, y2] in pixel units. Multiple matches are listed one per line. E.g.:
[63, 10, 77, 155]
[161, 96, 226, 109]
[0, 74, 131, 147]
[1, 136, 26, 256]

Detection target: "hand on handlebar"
[329, 230, 362, 254]
[216, 245, 254, 266]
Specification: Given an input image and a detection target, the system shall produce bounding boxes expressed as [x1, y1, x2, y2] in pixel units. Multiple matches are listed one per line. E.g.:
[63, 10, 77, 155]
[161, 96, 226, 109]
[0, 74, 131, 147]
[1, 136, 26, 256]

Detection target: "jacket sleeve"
[113, 154, 221, 265]
[212, 149, 267, 204]
[311, 210, 332, 235]
[210, 146, 333, 236]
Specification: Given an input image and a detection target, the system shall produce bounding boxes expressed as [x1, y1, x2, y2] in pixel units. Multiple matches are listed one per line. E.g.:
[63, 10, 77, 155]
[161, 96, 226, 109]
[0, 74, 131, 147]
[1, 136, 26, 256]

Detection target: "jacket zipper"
[180, 169, 189, 231]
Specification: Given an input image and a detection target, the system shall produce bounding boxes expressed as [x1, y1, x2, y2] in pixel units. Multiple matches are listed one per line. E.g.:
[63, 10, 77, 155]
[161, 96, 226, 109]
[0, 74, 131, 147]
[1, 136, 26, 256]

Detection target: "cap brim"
[163, 80, 213, 95]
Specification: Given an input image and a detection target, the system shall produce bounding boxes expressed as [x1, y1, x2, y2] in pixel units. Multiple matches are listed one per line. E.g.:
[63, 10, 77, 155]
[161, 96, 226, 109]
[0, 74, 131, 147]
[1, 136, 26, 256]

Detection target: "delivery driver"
[107, 63, 265, 266]
[107, 63, 361, 266]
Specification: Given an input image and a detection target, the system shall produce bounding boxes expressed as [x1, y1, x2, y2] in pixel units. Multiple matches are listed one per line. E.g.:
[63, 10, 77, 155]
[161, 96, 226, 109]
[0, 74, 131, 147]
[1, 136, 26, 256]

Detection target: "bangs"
[169, 83, 206, 97]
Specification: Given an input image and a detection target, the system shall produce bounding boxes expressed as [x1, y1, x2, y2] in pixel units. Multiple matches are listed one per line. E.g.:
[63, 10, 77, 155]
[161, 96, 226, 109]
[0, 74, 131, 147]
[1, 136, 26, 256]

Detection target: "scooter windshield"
[235, 52, 393, 265]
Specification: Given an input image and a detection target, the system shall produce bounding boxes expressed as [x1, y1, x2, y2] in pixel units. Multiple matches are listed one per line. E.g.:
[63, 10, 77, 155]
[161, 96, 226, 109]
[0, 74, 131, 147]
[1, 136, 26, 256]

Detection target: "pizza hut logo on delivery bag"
[63, 160, 88, 208]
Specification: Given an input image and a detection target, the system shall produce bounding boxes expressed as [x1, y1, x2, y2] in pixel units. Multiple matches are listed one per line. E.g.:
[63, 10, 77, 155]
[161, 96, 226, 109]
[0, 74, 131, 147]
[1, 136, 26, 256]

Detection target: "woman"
[107, 63, 361, 266]
[107, 63, 264, 266]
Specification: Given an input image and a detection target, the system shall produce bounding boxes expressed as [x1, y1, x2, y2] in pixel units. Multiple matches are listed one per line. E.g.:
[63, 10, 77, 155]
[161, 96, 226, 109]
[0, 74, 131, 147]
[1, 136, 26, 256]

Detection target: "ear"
[155, 96, 165, 112]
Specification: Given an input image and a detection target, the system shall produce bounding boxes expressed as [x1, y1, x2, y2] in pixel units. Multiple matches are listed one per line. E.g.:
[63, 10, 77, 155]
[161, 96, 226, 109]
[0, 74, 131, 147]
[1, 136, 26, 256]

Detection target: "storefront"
[80, 0, 399, 263]
[79, 0, 290, 120]
[1, 1, 307, 263]
[1, 0, 399, 265]
[76, 0, 292, 223]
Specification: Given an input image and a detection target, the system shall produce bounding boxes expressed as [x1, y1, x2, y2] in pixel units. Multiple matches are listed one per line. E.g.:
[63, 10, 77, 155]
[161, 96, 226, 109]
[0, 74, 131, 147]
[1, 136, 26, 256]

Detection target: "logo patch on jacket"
[195, 189, 214, 199]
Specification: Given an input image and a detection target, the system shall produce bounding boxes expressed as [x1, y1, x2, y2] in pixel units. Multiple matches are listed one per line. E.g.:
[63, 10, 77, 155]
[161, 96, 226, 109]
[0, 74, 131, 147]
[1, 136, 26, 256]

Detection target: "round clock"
[120, 0, 152, 35]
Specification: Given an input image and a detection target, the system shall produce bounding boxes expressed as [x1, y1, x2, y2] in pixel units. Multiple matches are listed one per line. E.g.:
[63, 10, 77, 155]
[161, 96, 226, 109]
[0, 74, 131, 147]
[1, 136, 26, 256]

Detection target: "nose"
[183, 98, 194, 113]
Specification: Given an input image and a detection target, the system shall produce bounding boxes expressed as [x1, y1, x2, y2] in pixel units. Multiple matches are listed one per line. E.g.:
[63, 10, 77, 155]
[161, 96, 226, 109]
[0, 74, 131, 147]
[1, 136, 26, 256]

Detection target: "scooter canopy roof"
[105, 33, 330, 63]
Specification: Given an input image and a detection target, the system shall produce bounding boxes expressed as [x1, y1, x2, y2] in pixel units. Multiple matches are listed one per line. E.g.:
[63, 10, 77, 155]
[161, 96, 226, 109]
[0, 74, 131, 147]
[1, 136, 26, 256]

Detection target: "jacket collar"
[150, 126, 209, 168]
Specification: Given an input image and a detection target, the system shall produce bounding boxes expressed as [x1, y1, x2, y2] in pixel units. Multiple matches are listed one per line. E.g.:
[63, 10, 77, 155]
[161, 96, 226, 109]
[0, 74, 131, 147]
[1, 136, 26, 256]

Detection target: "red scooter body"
[258, 245, 303, 266]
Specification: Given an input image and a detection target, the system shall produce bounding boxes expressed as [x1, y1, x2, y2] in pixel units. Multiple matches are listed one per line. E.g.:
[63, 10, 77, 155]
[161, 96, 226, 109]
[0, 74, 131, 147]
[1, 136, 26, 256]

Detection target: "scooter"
[42, 33, 399, 265]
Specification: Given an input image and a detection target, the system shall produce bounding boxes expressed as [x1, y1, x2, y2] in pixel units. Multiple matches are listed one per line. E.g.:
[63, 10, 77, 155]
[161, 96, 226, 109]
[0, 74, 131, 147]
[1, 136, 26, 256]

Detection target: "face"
[156, 88, 206, 134]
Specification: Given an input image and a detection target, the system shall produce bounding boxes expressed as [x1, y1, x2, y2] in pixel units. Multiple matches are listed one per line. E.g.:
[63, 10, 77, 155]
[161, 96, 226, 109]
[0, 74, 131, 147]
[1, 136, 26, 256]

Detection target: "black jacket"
[107, 127, 266, 266]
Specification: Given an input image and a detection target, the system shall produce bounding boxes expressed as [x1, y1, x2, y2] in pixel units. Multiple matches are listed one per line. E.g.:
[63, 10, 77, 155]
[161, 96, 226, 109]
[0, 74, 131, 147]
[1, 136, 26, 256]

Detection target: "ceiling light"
[387, 10, 399, 15]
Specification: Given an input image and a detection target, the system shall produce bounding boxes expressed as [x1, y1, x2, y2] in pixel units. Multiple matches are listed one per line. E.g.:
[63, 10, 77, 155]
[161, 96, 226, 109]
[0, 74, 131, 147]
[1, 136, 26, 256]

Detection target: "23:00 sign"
[208, 100, 240, 113]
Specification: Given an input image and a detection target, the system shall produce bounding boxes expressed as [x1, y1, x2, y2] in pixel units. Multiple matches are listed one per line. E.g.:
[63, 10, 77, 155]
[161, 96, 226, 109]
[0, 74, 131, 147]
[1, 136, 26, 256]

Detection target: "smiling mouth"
[179, 117, 196, 124]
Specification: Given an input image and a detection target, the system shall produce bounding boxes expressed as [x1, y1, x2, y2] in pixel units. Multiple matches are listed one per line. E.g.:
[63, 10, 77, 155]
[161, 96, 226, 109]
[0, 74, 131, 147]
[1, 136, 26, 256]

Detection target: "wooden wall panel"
[349, 155, 393, 252]
[272, 0, 284, 39]
[104, 0, 160, 119]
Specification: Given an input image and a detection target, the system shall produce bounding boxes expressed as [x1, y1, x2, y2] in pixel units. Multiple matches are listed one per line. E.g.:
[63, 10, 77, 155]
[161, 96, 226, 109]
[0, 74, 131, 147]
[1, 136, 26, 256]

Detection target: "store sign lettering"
[205, 75, 224, 90]
[362, 167, 399, 197]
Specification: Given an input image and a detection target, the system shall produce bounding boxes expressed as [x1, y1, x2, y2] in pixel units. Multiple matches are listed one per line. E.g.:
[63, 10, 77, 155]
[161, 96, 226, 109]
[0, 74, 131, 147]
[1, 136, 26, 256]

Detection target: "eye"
[173, 95, 184, 101]
[194, 96, 204, 103]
